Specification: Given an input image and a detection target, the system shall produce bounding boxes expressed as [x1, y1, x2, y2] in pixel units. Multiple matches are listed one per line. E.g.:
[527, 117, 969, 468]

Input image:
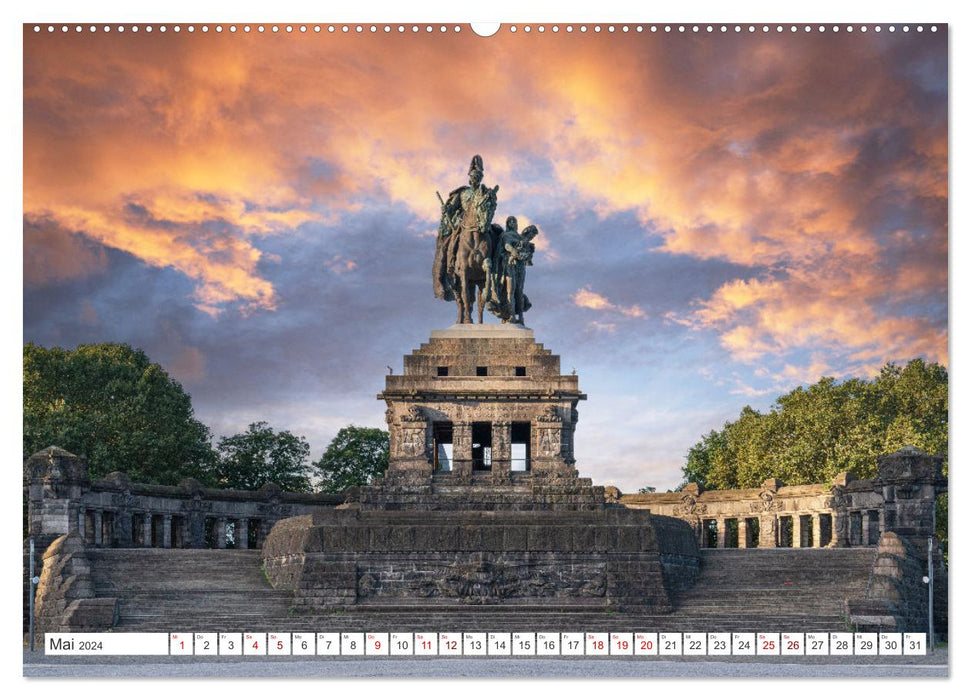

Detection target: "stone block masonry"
[261, 508, 696, 613]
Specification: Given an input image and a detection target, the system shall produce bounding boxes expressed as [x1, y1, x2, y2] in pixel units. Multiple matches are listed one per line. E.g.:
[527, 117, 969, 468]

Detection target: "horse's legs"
[454, 272, 465, 324]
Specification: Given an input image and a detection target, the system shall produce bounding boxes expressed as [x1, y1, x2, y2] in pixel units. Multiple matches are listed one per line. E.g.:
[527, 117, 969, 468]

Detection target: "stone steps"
[86, 546, 875, 634]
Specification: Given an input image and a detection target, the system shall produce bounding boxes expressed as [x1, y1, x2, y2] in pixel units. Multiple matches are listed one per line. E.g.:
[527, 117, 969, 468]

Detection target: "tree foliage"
[24, 342, 216, 485]
[682, 359, 947, 490]
[314, 426, 389, 493]
[214, 422, 313, 492]
[682, 359, 948, 547]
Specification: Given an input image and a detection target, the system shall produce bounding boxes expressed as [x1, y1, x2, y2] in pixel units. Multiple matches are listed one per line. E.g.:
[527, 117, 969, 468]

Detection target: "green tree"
[23, 342, 216, 485]
[214, 422, 312, 492]
[314, 426, 389, 493]
[681, 359, 948, 551]
[681, 359, 947, 490]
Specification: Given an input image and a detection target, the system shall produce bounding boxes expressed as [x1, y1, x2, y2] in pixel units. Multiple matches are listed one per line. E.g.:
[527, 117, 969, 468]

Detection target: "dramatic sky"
[23, 25, 948, 491]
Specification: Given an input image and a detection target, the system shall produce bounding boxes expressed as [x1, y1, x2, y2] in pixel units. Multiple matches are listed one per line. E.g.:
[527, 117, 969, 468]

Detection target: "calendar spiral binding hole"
[33, 24, 940, 35]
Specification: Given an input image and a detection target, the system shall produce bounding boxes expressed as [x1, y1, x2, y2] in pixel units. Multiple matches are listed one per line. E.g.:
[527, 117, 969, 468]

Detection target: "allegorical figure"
[433, 155, 500, 324]
[488, 216, 537, 324]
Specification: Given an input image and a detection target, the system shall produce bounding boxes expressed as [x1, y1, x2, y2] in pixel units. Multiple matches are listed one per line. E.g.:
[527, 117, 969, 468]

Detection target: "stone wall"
[32, 533, 118, 647]
[652, 514, 703, 593]
[262, 508, 695, 613]
[847, 532, 948, 638]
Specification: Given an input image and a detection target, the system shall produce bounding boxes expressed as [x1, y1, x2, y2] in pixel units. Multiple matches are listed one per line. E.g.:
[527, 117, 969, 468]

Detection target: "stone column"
[452, 422, 473, 475]
[759, 515, 778, 548]
[115, 509, 133, 546]
[215, 517, 228, 549]
[492, 421, 511, 474]
[861, 510, 873, 546]
[237, 518, 249, 549]
[162, 515, 172, 548]
[811, 513, 822, 548]
[792, 515, 803, 548]
[92, 510, 103, 546]
[717, 519, 728, 548]
[738, 518, 749, 548]
[77, 507, 86, 539]
[143, 513, 153, 547]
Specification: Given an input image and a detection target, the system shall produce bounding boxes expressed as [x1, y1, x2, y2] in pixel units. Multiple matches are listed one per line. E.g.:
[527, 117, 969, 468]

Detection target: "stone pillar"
[717, 519, 728, 548]
[534, 408, 569, 476]
[452, 422, 473, 475]
[861, 510, 873, 546]
[492, 421, 511, 474]
[811, 513, 822, 548]
[115, 509, 133, 546]
[215, 517, 228, 549]
[162, 515, 173, 548]
[759, 515, 778, 548]
[77, 507, 86, 540]
[792, 514, 803, 548]
[738, 518, 749, 548]
[188, 513, 206, 547]
[92, 510, 103, 546]
[143, 513, 153, 547]
[834, 512, 849, 547]
[237, 518, 249, 549]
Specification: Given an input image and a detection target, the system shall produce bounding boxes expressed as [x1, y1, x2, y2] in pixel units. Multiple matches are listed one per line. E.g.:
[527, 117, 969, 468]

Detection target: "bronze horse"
[443, 184, 500, 324]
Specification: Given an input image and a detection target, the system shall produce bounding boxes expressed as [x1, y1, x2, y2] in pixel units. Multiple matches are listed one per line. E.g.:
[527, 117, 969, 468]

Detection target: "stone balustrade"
[25, 445, 945, 552]
[619, 446, 945, 549]
[24, 447, 344, 550]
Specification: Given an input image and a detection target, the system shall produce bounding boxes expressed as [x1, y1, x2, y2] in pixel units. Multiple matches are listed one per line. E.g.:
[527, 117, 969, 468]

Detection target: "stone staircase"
[87, 547, 875, 633]
[87, 549, 293, 631]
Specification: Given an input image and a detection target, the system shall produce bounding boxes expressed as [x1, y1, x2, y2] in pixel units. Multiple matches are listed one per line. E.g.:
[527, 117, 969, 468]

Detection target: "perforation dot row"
[31, 24, 940, 35]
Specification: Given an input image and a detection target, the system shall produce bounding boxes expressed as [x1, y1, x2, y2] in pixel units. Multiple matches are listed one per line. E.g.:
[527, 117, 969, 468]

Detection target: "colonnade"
[698, 508, 884, 549]
[76, 507, 265, 549]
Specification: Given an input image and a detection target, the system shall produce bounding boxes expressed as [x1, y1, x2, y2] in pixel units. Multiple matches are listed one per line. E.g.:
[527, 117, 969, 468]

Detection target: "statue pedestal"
[262, 326, 700, 615]
[378, 325, 585, 484]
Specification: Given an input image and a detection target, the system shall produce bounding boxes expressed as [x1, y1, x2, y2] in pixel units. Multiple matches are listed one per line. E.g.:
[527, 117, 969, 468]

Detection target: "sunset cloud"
[25, 30, 944, 357]
[23, 28, 946, 490]
[573, 286, 646, 319]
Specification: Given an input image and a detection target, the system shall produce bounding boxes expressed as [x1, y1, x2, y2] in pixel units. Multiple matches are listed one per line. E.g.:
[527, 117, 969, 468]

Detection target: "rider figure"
[434, 155, 494, 301]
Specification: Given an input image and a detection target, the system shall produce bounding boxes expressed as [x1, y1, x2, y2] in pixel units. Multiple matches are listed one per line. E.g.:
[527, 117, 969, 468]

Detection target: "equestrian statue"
[433, 155, 538, 325]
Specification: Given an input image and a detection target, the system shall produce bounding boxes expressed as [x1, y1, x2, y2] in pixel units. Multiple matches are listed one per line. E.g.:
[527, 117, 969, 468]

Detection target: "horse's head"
[472, 185, 499, 232]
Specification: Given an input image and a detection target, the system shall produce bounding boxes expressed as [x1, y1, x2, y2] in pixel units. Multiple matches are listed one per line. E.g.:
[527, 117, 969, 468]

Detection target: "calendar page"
[20, 2, 951, 685]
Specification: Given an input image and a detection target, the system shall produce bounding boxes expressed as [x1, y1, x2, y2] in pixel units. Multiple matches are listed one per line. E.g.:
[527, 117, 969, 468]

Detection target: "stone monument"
[260, 157, 700, 612]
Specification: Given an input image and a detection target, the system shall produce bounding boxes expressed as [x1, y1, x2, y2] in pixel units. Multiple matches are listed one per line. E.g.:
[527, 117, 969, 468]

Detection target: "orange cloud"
[572, 286, 645, 319]
[24, 28, 946, 367]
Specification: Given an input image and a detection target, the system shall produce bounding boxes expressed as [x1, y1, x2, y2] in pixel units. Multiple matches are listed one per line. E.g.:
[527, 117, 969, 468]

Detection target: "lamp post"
[925, 536, 934, 649]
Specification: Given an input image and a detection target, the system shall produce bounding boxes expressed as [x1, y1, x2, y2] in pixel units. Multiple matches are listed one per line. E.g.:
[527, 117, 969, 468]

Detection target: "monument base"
[262, 508, 695, 612]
